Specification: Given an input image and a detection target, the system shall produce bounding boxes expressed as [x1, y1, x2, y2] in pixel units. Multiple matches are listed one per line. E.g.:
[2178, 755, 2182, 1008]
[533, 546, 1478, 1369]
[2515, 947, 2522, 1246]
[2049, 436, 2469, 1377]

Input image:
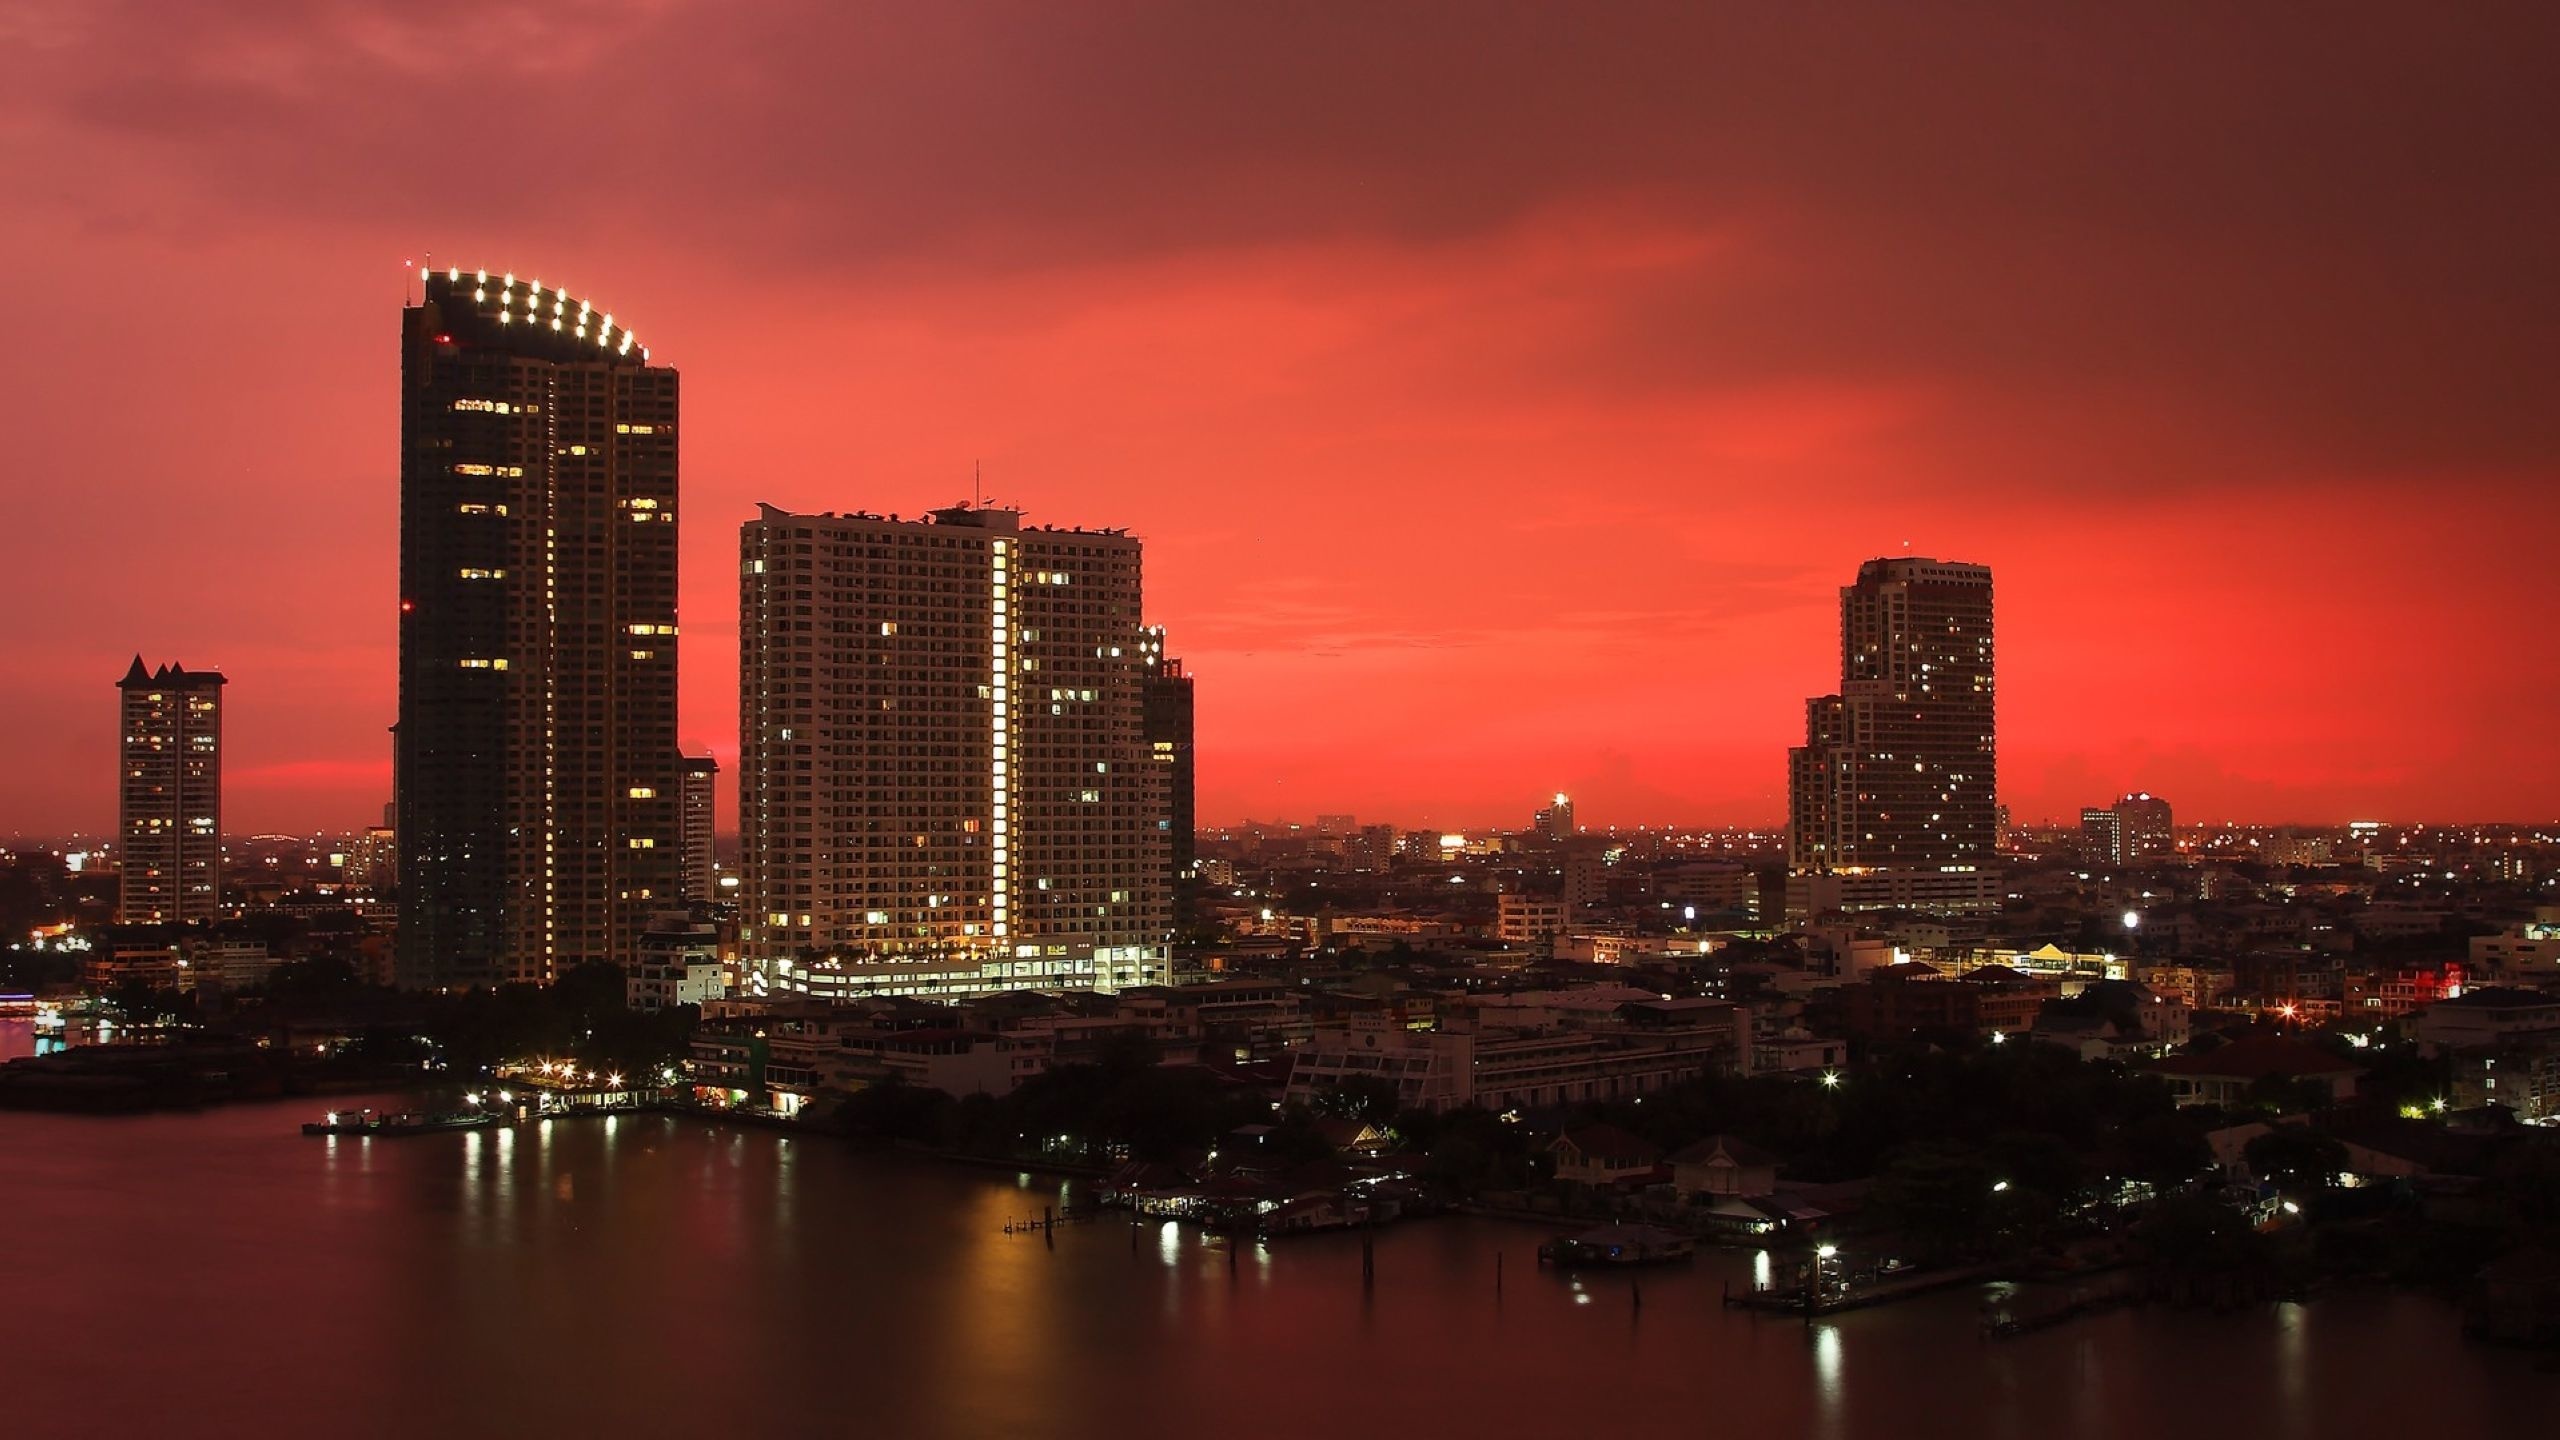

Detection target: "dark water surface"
[1, 1024, 2550, 1438]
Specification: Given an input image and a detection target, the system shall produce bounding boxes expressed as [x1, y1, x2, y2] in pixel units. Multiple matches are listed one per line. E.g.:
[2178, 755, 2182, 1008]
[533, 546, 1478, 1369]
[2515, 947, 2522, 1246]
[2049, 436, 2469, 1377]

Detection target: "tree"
[1310, 1074, 1401, 1124]
[2244, 1128, 2348, 1194]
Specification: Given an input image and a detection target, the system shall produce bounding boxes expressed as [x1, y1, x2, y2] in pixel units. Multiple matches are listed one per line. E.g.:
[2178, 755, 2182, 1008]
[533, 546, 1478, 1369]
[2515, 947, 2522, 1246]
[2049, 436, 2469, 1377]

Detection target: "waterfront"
[0, 1044, 2544, 1440]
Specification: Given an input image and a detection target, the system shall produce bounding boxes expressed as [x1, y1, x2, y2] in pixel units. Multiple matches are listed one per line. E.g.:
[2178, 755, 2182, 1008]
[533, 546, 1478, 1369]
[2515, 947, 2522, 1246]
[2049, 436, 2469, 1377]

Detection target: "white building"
[627, 918, 725, 1013]
[739, 503, 1170, 996]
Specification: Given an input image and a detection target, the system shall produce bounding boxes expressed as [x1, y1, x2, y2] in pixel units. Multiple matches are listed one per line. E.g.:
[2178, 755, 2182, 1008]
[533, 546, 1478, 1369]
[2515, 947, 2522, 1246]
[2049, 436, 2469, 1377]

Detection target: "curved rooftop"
[418, 267, 652, 365]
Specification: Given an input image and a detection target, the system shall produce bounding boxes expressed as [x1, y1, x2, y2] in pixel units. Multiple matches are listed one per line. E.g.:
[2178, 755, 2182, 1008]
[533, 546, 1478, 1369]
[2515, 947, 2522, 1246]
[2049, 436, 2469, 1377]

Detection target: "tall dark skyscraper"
[396, 267, 681, 989]
[1789, 558, 1996, 874]
[116, 657, 225, 925]
[1140, 626, 1196, 889]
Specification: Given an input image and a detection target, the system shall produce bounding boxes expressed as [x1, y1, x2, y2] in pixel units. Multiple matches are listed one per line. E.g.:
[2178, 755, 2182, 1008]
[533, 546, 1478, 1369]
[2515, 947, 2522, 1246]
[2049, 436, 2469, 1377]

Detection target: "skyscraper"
[2115, 792, 2173, 861]
[116, 657, 224, 925]
[1140, 626, 1196, 892]
[395, 267, 681, 989]
[739, 503, 1169, 994]
[1533, 792, 1576, 842]
[1788, 558, 1996, 905]
[679, 754, 720, 905]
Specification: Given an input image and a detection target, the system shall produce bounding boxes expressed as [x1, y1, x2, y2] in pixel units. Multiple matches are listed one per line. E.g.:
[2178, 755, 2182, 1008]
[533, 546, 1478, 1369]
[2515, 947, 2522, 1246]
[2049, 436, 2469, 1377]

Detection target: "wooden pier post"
[1496, 1251, 1504, 1298]
[1362, 1237, 1375, 1288]
[1633, 1281, 1643, 1315]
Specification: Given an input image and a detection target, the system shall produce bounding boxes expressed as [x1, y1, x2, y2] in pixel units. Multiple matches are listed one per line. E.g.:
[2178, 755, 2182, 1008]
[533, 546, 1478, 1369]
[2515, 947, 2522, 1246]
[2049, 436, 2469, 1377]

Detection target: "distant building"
[627, 916, 724, 1013]
[2079, 806, 2121, 865]
[1840, 961, 2053, 1041]
[1656, 862, 1761, 920]
[678, 754, 720, 905]
[2115, 793, 2173, 860]
[1787, 558, 1997, 915]
[396, 267, 682, 989]
[2145, 1036, 2364, 1108]
[1497, 894, 1569, 949]
[1533, 793, 1576, 841]
[349, 825, 397, 892]
[116, 657, 225, 925]
[738, 503, 1170, 995]
[2471, 914, 2560, 979]
[1285, 1002, 1746, 1113]
[1140, 627, 1196, 892]
[1785, 867, 2003, 918]
[2083, 792, 2173, 865]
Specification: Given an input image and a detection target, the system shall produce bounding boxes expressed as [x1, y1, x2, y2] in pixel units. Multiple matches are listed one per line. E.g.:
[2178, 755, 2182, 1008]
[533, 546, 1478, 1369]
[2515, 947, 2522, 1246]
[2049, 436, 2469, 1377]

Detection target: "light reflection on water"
[0, 1096, 2547, 1440]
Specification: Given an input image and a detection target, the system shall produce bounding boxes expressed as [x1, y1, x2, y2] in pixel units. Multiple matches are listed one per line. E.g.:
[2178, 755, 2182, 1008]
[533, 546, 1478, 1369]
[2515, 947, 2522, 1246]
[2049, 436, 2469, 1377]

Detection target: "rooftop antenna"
[972, 460, 984, 509]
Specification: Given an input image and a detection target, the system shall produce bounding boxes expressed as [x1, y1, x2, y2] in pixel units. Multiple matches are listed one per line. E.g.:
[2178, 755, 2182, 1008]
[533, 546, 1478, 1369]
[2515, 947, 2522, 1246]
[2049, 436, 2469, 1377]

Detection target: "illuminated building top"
[418, 267, 652, 364]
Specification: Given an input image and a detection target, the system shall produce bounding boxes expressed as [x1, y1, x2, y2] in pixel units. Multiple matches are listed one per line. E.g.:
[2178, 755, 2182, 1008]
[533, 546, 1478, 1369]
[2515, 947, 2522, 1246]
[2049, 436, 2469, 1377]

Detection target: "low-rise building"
[1549, 1124, 1664, 1187]
[627, 918, 724, 1013]
[1667, 1135, 1781, 1200]
[2145, 1036, 2364, 1108]
[1497, 895, 1569, 949]
[2411, 988, 2560, 1052]
[1840, 962, 2056, 1042]
[2470, 917, 2560, 979]
[1283, 999, 1746, 1114]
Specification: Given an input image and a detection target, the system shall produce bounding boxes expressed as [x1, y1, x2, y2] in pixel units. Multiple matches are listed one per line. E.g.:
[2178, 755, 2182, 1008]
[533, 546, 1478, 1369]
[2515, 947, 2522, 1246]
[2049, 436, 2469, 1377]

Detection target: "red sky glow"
[3, 3, 2555, 835]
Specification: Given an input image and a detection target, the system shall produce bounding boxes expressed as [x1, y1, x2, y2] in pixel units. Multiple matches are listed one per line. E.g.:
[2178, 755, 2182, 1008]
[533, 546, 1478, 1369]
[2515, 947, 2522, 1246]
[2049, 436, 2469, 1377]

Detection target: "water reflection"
[0, 1101, 2548, 1440]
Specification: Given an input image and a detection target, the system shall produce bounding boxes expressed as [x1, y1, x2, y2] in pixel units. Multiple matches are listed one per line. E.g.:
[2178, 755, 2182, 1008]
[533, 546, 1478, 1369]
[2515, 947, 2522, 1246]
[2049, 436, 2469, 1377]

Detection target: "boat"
[301, 1108, 503, 1137]
[1537, 1223, 1697, 1267]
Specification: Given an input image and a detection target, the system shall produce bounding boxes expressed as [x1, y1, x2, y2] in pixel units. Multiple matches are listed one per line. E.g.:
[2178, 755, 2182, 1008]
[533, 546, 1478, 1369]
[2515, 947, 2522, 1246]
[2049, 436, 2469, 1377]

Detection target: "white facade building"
[739, 504, 1170, 996]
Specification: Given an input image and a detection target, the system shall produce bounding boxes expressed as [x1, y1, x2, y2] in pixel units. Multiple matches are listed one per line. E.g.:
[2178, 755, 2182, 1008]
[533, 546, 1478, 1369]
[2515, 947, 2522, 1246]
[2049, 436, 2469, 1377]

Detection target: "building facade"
[678, 753, 720, 905]
[739, 503, 1170, 995]
[1788, 558, 1996, 903]
[116, 659, 226, 925]
[1139, 626, 1195, 891]
[395, 267, 683, 989]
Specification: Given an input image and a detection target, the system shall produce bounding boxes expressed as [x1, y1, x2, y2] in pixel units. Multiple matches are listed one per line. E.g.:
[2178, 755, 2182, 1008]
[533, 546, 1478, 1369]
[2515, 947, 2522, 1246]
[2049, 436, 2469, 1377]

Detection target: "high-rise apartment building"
[679, 754, 720, 905]
[2084, 791, 2173, 866]
[116, 658, 225, 925]
[395, 267, 682, 989]
[2079, 806, 2123, 866]
[1534, 793, 1576, 842]
[1788, 557, 1997, 886]
[739, 503, 1170, 994]
[1140, 626, 1196, 888]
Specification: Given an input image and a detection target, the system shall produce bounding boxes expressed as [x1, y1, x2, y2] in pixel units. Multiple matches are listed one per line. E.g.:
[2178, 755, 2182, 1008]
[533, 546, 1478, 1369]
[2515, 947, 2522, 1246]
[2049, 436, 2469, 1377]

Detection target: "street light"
[1820, 1071, 1843, 1090]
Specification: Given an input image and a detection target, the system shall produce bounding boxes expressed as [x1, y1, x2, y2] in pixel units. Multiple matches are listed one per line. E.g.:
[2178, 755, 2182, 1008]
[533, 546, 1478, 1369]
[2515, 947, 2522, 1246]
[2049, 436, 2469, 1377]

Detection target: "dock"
[1727, 1262, 2001, 1317]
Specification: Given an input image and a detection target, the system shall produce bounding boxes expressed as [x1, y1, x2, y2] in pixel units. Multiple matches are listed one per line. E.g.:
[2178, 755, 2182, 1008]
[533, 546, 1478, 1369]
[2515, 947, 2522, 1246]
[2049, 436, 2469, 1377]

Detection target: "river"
[0, 1019, 2549, 1436]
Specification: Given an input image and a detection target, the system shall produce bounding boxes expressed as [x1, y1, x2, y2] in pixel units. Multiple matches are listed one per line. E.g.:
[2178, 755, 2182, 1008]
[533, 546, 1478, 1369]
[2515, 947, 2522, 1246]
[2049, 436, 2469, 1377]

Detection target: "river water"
[0, 1019, 2549, 1437]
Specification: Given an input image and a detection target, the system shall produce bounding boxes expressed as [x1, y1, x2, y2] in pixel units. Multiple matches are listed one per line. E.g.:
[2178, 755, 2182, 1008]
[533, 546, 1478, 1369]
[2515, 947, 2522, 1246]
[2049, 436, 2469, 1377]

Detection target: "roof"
[2433, 987, 2560, 1010]
[1667, 1134, 1781, 1169]
[1551, 1123, 1661, 1165]
[419, 268, 652, 363]
[118, 656, 226, 688]
[2148, 1035, 2364, 1081]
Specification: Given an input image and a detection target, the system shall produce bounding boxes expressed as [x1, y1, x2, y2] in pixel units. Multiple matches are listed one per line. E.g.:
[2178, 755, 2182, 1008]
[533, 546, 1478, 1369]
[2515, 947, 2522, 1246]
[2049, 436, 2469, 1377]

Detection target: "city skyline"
[7, 6, 2558, 836]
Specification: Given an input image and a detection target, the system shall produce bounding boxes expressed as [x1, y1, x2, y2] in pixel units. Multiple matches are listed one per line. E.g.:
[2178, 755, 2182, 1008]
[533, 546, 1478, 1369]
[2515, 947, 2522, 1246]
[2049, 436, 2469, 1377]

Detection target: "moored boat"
[1537, 1223, 1697, 1267]
[301, 1108, 503, 1137]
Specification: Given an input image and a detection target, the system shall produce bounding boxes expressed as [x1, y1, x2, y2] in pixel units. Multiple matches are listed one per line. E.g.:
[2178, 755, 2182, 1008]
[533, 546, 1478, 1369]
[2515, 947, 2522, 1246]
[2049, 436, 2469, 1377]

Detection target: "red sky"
[3, 3, 2555, 837]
